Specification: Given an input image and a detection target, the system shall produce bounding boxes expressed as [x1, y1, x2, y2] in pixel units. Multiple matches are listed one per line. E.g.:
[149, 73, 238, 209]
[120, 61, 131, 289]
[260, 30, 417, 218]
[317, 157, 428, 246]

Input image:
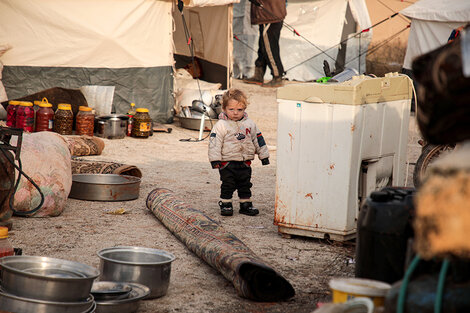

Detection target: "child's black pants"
[219, 161, 252, 200]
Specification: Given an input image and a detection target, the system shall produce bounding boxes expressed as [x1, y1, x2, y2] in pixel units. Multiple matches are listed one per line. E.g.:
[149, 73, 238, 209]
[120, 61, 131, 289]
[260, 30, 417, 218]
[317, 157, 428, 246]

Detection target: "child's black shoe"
[239, 202, 259, 216]
[219, 201, 233, 216]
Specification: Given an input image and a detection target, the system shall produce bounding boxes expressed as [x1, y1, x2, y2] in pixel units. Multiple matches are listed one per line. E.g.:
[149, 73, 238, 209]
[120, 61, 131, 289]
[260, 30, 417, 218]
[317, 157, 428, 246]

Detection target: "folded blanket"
[146, 188, 295, 302]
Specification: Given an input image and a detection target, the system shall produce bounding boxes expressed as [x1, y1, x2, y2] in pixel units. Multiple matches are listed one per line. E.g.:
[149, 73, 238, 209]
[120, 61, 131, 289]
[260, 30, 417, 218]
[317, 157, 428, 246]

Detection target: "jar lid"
[79, 106, 92, 112]
[8, 100, 20, 105]
[20, 101, 33, 107]
[136, 108, 149, 113]
[0, 226, 8, 239]
[58, 103, 72, 110]
[34, 100, 42, 105]
[39, 103, 53, 108]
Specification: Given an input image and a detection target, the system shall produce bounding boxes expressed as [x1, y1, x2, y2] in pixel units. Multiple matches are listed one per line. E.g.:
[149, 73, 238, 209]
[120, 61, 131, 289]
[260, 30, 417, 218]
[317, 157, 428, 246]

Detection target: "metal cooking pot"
[0, 290, 95, 313]
[97, 246, 175, 299]
[95, 114, 129, 139]
[0, 255, 100, 302]
[69, 174, 141, 202]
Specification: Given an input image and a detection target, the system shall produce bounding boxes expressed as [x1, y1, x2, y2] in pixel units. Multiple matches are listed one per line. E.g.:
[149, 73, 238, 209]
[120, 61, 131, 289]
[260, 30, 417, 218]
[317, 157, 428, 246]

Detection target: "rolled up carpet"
[71, 159, 142, 178]
[146, 188, 295, 302]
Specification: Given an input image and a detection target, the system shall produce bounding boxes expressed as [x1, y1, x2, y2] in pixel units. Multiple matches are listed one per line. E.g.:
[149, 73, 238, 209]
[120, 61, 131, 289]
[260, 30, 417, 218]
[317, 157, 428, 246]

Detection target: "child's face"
[224, 99, 246, 121]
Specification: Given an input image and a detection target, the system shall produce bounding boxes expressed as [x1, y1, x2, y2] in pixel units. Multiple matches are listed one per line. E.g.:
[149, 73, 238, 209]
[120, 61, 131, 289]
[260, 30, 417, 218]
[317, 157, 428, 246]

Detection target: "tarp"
[233, 0, 372, 82]
[400, 0, 470, 70]
[0, 0, 238, 123]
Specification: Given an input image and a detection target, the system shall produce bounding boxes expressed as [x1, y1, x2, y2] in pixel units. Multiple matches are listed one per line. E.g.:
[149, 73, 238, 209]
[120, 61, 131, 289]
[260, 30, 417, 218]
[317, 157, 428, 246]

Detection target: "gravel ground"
[8, 79, 421, 313]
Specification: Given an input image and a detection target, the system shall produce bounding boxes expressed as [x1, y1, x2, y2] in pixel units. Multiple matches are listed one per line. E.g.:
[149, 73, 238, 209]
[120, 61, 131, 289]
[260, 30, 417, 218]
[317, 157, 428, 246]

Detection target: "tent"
[233, 0, 372, 82]
[0, 0, 237, 123]
[401, 0, 470, 71]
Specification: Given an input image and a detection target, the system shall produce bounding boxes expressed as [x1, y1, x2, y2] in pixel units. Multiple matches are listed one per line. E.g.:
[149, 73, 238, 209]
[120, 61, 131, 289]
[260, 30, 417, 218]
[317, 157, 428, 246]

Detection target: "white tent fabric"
[400, 0, 470, 70]
[0, 0, 173, 68]
[233, 0, 372, 82]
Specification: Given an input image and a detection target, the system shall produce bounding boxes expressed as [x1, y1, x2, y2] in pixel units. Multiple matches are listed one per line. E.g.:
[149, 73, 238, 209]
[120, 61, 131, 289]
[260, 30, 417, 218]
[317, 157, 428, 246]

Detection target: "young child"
[208, 88, 270, 216]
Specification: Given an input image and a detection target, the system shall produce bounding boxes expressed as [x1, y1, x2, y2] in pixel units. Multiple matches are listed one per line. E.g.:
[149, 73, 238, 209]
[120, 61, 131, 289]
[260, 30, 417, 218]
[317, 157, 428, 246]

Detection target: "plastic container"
[6, 100, 20, 127]
[355, 187, 415, 284]
[329, 277, 391, 307]
[35, 102, 55, 132]
[54, 103, 74, 135]
[76, 106, 95, 136]
[0, 227, 14, 258]
[131, 108, 151, 138]
[126, 102, 136, 136]
[15, 101, 35, 132]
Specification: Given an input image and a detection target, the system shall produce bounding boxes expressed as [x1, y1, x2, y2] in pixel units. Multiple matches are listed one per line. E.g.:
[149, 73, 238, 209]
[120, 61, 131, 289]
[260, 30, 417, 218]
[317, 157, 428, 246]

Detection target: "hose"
[435, 259, 450, 313]
[397, 254, 421, 313]
[0, 145, 45, 216]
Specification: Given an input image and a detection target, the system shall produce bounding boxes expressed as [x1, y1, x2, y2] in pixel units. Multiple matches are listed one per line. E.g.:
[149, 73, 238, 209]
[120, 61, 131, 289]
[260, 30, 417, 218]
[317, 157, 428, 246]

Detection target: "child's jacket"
[208, 113, 269, 162]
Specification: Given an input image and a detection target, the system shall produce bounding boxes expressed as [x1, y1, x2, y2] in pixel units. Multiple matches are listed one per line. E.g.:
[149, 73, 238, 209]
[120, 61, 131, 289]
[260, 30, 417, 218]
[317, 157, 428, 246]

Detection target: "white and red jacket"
[208, 112, 269, 163]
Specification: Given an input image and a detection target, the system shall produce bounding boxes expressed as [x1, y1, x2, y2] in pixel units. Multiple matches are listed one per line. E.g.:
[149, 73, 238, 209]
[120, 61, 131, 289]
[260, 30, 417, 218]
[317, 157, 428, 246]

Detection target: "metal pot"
[95, 114, 129, 139]
[0, 255, 100, 302]
[97, 246, 175, 299]
[0, 290, 95, 313]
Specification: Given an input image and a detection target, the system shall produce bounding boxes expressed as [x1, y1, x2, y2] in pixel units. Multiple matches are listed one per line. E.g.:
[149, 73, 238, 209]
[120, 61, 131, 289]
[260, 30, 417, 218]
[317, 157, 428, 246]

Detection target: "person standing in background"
[243, 0, 286, 88]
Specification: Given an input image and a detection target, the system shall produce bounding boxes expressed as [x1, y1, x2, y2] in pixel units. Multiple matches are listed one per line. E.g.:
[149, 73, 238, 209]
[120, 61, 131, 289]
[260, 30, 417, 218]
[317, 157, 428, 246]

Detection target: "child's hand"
[261, 158, 270, 165]
[211, 161, 222, 169]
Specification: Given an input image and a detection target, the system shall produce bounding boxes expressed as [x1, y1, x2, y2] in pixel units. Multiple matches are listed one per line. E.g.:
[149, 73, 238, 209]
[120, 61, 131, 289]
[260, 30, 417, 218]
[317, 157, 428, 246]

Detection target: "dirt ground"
[9, 79, 421, 313]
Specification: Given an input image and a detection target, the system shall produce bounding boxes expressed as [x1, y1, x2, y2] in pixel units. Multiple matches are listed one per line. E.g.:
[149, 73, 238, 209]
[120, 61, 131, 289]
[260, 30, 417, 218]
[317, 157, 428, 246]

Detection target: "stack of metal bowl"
[93, 246, 174, 312]
[0, 255, 99, 313]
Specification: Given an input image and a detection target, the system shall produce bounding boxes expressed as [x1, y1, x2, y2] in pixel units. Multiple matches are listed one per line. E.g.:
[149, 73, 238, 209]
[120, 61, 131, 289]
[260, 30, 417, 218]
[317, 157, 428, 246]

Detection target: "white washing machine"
[274, 73, 412, 241]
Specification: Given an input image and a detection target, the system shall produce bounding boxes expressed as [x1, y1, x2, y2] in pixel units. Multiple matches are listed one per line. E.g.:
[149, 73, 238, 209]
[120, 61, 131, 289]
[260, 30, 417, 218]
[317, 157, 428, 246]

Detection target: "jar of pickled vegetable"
[15, 101, 35, 132]
[76, 106, 95, 136]
[6, 100, 20, 127]
[54, 103, 74, 135]
[131, 108, 151, 138]
[35, 102, 55, 132]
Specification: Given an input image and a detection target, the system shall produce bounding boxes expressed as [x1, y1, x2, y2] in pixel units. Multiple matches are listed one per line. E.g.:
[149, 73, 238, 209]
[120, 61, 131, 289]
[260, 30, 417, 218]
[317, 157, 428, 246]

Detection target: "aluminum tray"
[69, 174, 140, 201]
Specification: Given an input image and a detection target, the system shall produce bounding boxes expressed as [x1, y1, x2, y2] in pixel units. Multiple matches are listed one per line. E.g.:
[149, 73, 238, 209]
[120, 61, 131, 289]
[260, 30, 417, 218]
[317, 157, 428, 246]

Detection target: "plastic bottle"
[6, 100, 20, 127]
[126, 102, 136, 136]
[35, 102, 55, 132]
[76, 106, 95, 136]
[15, 101, 35, 132]
[0, 226, 14, 258]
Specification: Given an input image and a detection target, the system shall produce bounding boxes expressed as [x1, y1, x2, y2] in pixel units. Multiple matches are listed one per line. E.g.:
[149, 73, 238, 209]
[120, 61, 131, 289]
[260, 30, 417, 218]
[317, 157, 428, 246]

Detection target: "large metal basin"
[0, 256, 99, 302]
[97, 246, 175, 299]
[69, 174, 140, 201]
[0, 290, 95, 313]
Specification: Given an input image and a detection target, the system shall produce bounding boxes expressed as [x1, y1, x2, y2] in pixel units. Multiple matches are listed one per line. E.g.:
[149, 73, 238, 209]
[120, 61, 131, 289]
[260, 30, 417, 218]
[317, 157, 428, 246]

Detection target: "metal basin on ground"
[178, 116, 217, 131]
[0, 289, 95, 313]
[69, 174, 140, 201]
[97, 246, 175, 299]
[0, 256, 99, 302]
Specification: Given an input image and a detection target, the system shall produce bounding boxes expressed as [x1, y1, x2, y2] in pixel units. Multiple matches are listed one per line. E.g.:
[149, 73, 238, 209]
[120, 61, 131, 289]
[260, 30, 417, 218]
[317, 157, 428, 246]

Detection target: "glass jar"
[35, 102, 55, 132]
[0, 226, 14, 258]
[6, 100, 20, 127]
[15, 101, 35, 132]
[54, 103, 74, 135]
[76, 106, 95, 136]
[131, 108, 151, 138]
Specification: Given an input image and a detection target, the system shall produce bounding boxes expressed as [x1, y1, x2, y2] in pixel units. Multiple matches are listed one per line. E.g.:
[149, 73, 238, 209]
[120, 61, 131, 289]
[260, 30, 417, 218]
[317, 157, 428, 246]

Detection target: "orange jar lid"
[136, 108, 149, 113]
[20, 101, 33, 107]
[58, 103, 72, 110]
[8, 100, 20, 105]
[79, 106, 92, 112]
[39, 103, 52, 108]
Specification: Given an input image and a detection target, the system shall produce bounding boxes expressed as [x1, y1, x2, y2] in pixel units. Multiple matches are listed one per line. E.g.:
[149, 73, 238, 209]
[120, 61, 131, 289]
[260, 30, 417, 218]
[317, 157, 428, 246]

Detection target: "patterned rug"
[72, 159, 142, 178]
[146, 188, 295, 302]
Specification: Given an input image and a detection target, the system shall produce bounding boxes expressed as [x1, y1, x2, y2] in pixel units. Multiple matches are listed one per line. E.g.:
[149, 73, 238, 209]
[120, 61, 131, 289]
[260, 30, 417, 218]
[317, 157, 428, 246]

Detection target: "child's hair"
[222, 88, 248, 109]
